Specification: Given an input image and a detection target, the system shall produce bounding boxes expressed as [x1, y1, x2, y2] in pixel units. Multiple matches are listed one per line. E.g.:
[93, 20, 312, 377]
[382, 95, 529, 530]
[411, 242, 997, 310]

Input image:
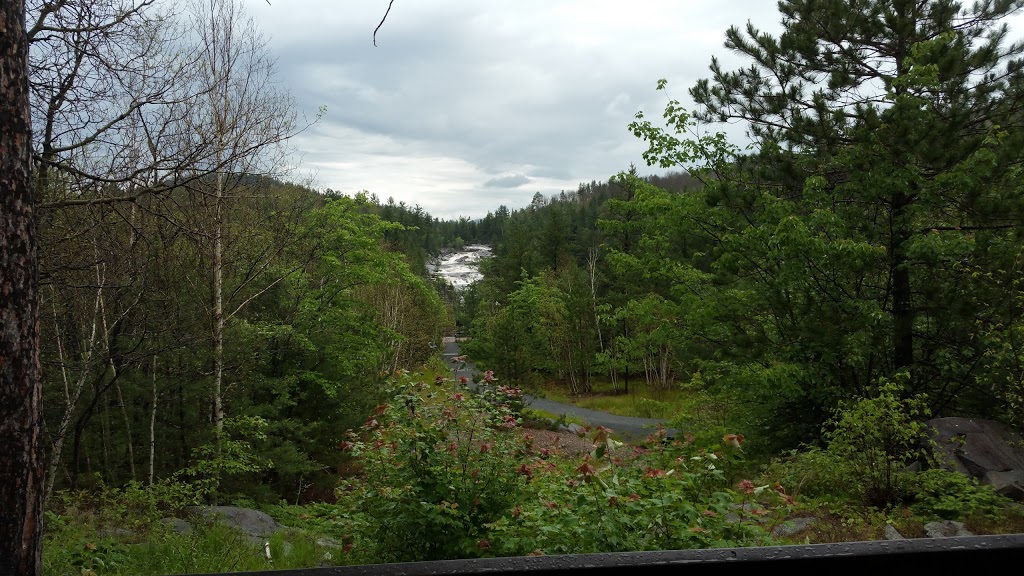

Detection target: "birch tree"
[185, 0, 298, 446]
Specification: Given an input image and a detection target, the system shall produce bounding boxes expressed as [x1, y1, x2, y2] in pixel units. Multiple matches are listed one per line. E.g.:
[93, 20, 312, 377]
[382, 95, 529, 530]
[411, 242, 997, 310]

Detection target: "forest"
[3, 0, 1024, 574]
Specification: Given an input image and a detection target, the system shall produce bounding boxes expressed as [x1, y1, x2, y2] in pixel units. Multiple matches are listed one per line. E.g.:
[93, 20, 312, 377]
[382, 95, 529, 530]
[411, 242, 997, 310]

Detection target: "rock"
[926, 417, 1024, 501]
[923, 520, 974, 538]
[884, 525, 905, 540]
[97, 527, 133, 538]
[566, 423, 585, 435]
[316, 537, 344, 549]
[983, 469, 1024, 501]
[159, 517, 193, 534]
[771, 517, 816, 538]
[903, 460, 922, 473]
[725, 503, 765, 525]
[185, 506, 283, 540]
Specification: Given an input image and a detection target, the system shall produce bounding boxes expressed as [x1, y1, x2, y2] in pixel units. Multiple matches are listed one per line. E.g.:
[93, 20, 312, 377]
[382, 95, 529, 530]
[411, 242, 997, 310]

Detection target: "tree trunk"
[213, 171, 225, 440]
[44, 283, 101, 501]
[891, 192, 914, 371]
[0, 1, 45, 573]
[149, 356, 158, 485]
[587, 247, 603, 353]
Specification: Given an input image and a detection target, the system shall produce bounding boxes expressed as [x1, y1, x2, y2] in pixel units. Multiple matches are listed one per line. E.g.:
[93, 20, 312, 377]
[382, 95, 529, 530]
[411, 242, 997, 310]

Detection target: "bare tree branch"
[374, 0, 395, 47]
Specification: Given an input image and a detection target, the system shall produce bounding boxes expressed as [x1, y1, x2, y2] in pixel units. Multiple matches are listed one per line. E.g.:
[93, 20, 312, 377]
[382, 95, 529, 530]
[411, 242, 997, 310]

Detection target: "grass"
[533, 376, 711, 420]
[43, 519, 333, 575]
[520, 407, 587, 429]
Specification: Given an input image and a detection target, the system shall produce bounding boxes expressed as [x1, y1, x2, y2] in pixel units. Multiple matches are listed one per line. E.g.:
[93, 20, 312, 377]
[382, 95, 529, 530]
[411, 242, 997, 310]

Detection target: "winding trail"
[443, 338, 672, 441]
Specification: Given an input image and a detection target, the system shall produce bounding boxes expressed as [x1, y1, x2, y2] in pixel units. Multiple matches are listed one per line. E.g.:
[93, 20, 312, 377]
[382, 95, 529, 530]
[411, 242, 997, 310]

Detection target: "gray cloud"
[244, 0, 785, 218]
[484, 174, 531, 188]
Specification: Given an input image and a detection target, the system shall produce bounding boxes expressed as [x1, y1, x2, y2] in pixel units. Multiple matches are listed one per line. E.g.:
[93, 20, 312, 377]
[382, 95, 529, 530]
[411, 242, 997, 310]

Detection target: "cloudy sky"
[240, 1, 784, 219]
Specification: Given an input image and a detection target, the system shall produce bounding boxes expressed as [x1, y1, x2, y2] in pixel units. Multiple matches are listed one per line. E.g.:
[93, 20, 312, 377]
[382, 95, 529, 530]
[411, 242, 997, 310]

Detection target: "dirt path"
[443, 338, 674, 441]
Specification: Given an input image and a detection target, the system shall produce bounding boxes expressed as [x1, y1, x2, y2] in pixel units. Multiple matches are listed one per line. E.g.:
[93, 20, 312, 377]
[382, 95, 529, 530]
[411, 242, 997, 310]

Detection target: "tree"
[0, 0, 44, 573]
[29, 0, 305, 496]
[185, 0, 298, 448]
[690, 0, 1024, 377]
[629, 0, 1024, 444]
[30, 0, 204, 209]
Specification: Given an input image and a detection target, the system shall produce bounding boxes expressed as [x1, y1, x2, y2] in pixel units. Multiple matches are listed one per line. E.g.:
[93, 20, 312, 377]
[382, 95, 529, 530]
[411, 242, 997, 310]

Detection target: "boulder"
[159, 517, 193, 534]
[923, 520, 973, 538]
[926, 417, 1024, 500]
[316, 536, 345, 549]
[185, 506, 283, 541]
[97, 527, 133, 538]
[771, 517, 816, 538]
[884, 525, 905, 540]
[983, 469, 1024, 501]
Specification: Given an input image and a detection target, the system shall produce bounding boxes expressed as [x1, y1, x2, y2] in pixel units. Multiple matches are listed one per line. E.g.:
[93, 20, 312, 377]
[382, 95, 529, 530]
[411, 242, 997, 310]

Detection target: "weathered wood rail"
[185, 534, 1024, 575]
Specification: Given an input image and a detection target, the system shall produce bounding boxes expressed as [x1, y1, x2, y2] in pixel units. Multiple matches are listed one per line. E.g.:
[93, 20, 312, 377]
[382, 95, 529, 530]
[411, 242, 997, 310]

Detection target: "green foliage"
[67, 541, 129, 575]
[760, 447, 859, 501]
[472, 270, 598, 392]
[487, 429, 776, 555]
[337, 371, 531, 562]
[518, 408, 584, 431]
[634, 397, 673, 419]
[824, 376, 931, 505]
[38, 183, 456, 503]
[43, 520, 329, 576]
[905, 469, 1012, 521]
[46, 480, 203, 538]
[974, 244, 1024, 427]
[598, 1, 1024, 452]
[179, 416, 272, 501]
[332, 369, 785, 560]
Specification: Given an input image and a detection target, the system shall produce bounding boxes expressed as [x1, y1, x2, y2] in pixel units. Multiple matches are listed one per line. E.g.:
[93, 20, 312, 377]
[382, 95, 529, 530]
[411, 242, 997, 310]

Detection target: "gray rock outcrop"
[927, 417, 1024, 500]
[771, 517, 816, 538]
[185, 506, 283, 541]
[159, 517, 193, 534]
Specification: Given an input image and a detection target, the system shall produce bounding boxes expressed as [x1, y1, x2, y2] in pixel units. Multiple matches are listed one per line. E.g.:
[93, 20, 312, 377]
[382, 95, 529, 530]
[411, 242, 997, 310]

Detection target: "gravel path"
[443, 339, 673, 441]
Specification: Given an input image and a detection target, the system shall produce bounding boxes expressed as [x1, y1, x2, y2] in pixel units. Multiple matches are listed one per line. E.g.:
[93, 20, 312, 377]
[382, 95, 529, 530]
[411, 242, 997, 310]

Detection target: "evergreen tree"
[629, 0, 1024, 444]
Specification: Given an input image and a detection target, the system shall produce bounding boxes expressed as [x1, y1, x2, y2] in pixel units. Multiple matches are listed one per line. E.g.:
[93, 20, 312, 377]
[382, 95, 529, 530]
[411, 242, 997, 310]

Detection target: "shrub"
[824, 374, 930, 506]
[905, 468, 1011, 520]
[760, 447, 859, 501]
[47, 478, 203, 537]
[337, 371, 533, 562]
[487, 429, 779, 555]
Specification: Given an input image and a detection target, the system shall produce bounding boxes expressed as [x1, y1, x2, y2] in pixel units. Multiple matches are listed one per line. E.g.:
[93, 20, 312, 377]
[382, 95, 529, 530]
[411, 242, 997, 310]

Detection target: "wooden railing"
[185, 533, 1024, 575]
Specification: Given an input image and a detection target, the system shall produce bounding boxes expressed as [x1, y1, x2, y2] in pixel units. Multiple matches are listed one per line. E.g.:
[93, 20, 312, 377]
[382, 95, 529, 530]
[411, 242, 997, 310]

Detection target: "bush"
[905, 468, 1012, 520]
[824, 374, 930, 506]
[486, 429, 778, 555]
[44, 520, 329, 575]
[759, 447, 859, 501]
[337, 371, 532, 562]
[47, 479, 203, 537]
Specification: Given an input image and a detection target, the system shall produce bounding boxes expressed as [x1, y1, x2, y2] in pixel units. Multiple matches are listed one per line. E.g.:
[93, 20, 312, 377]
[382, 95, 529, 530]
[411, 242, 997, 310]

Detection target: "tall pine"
[633, 0, 1024, 443]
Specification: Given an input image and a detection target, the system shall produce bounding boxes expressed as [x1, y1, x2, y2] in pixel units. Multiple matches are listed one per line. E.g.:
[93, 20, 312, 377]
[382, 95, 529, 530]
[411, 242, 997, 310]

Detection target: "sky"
[238, 1, 783, 219]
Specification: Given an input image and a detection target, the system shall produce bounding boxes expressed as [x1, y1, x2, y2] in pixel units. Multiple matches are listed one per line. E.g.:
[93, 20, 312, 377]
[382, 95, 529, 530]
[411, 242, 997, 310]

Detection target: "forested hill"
[345, 170, 700, 275]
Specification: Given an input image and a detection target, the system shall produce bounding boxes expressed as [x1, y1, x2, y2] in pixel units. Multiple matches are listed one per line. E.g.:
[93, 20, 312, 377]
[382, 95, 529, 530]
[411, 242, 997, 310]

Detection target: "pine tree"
[632, 0, 1024, 442]
[0, 0, 44, 572]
